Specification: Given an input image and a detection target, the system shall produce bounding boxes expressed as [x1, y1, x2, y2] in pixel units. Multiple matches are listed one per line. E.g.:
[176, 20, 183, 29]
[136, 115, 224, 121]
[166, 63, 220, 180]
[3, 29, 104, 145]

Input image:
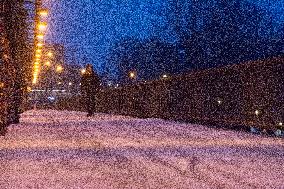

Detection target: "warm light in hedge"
[255, 110, 260, 116]
[81, 69, 86, 75]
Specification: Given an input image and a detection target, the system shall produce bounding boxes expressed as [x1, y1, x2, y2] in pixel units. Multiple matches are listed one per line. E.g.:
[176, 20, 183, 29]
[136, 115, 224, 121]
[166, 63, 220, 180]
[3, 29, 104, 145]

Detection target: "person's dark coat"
[80, 64, 100, 116]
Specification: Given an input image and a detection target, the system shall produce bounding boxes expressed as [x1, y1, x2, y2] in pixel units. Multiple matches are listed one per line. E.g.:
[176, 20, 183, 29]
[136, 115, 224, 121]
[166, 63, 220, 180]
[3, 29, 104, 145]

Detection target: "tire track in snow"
[141, 151, 261, 189]
[140, 151, 224, 188]
[200, 164, 260, 189]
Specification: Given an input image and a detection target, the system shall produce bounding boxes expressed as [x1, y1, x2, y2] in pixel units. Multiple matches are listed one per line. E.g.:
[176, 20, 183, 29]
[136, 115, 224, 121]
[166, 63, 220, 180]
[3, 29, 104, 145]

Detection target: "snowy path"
[0, 110, 283, 189]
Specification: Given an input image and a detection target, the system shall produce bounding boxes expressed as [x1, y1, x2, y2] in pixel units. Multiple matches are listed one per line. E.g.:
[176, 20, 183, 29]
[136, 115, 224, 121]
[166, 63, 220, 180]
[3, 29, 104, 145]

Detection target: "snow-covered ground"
[0, 110, 283, 189]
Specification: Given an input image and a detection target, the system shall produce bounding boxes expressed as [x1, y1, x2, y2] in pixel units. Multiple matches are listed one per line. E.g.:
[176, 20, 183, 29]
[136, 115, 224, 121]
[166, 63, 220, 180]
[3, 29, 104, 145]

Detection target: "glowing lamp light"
[36, 34, 44, 40]
[3, 54, 8, 60]
[37, 42, 43, 47]
[33, 77, 37, 82]
[217, 100, 222, 104]
[39, 9, 48, 17]
[68, 82, 72, 86]
[162, 74, 168, 78]
[27, 86, 32, 92]
[129, 71, 136, 79]
[32, 78, 37, 84]
[279, 122, 283, 126]
[37, 22, 47, 31]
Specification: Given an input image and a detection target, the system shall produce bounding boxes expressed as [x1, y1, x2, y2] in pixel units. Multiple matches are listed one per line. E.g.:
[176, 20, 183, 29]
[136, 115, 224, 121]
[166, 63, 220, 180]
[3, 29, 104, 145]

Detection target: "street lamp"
[128, 71, 137, 85]
[129, 71, 136, 79]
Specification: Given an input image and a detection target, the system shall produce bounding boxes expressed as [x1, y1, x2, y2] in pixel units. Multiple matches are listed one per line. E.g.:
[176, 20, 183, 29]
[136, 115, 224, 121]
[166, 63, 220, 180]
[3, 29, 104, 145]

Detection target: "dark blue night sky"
[45, 0, 284, 79]
[46, 1, 176, 71]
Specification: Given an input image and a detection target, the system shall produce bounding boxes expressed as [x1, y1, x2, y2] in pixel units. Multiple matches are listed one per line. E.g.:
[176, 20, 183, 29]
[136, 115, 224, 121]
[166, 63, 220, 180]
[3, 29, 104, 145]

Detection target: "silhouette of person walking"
[81, 64, 100, 117]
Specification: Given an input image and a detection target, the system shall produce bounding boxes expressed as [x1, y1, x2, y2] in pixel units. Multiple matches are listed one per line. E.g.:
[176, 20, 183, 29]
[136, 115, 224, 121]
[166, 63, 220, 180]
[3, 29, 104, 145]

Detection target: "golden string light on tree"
[36, 34, 44, 40]
[56, 65, 63, 73]
[39, 9, 48, 17]
[47, 51, 53, 57]
[44, 61, 51, 66]
[37, 22, 47, 32]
